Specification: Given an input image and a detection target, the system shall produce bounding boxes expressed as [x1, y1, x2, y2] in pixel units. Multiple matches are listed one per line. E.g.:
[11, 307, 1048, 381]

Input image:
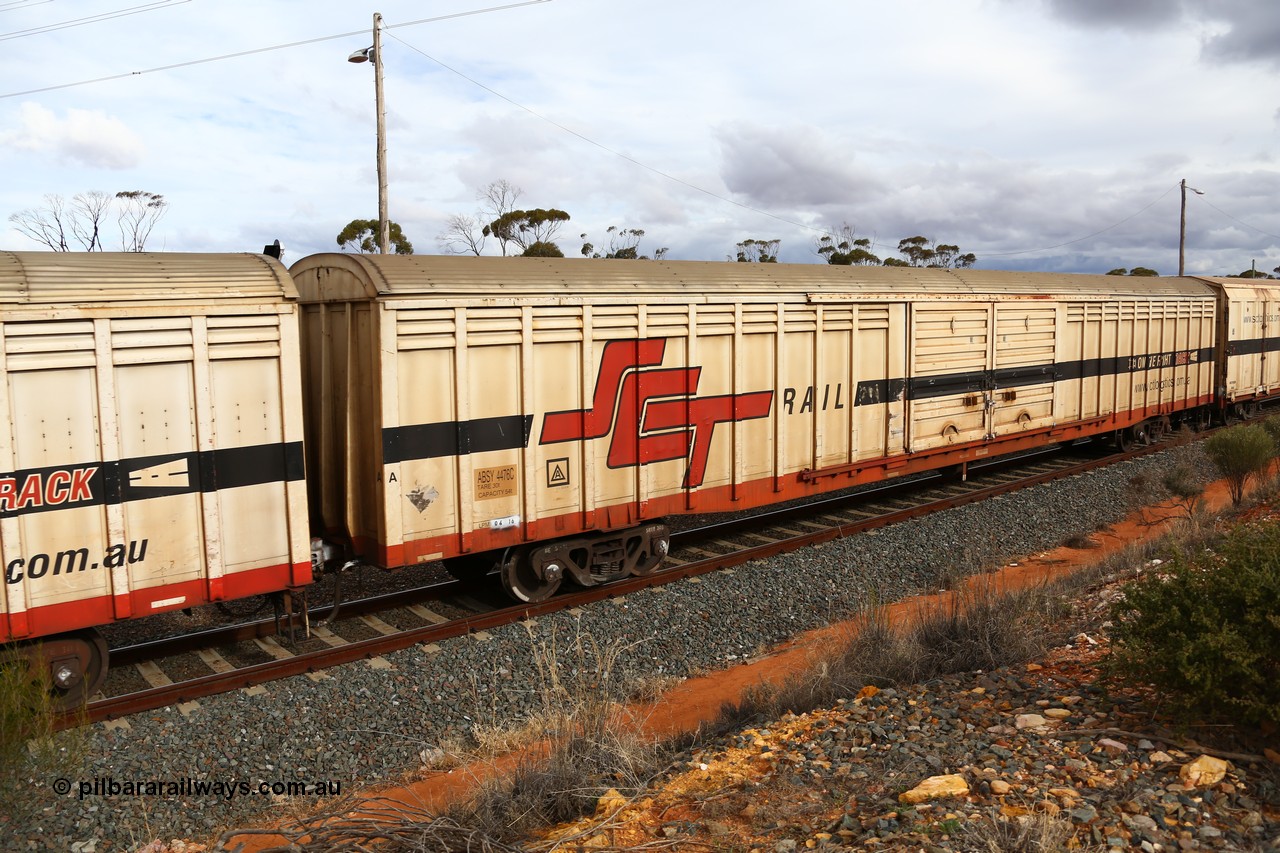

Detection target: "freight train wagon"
[1209, 277, 1280, 416]
[289, 254, 1219, 603]
[0, 252, 312, 703]
[4, 251, 1265, 702]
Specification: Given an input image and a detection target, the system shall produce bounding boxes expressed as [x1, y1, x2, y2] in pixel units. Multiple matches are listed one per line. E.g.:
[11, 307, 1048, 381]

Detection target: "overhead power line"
[387, 30, 834, 239]
[0, 0, 552, 99]
[0, 0, 53, 13]
[1, 1, 1270, 260]
[982, 183, 1180, 257]
[392, 30, 1247, 258]
[1192, 193, 1280, 242]
[0, 0, 190, 41]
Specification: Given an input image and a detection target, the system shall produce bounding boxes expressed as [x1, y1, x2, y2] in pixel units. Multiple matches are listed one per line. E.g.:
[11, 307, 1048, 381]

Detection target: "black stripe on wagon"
[0, 441, 304, 520]
[380, 343, 1218, 463]
[909, 370, 988, 401]
[1228, 337, 1280, 357]
[857, 346, 1217, 408]
[852, 379, 908, 407]
[382, 414, 534, 464]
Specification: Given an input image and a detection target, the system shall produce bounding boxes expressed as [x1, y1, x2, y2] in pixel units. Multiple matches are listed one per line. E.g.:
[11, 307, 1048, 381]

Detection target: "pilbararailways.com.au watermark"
[54, 776, 343, 801]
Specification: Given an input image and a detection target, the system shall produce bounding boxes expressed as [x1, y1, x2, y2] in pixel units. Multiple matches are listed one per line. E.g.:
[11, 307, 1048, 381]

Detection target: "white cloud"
[0, 0, 1276, 274]
[1, 103, 143, 169]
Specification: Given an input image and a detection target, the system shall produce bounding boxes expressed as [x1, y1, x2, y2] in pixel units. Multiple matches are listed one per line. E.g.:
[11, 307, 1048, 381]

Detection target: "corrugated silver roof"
[0, 252, 296, 306]
[1193, 276, 1280, 295]
[290, 253, 1217, 303]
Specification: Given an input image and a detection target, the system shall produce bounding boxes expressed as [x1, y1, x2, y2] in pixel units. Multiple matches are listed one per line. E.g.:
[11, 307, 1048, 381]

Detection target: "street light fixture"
[348, 12, 389, 255]
[1179, 178, 1203, 277]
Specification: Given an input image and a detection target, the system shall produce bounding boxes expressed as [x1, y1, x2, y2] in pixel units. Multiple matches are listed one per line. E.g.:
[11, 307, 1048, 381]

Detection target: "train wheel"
[500, 547, 563, 603]
[30, 630, 109, 710]
[628, 527, 670, 576]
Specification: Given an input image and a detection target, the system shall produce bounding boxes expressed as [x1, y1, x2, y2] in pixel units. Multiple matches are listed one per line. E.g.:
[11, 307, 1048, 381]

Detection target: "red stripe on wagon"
[1, 560, 312, 643]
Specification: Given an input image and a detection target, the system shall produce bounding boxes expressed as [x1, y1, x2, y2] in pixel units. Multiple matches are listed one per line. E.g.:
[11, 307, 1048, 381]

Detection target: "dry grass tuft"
[720, 578, 1072, 729]
[956, 810, 1104, 852]
[447, 623, 670, 842]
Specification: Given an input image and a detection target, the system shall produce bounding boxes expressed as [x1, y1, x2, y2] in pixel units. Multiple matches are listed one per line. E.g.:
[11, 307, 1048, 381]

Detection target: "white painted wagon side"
[289, 254, 1219, 600]
[1053, 296, 1217, 436]
[1199, 277, 1280, 406]
[0, 253, 311, 659]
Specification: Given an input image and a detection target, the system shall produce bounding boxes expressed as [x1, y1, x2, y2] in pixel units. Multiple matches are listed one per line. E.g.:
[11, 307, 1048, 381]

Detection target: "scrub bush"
[0, 649, 86, 831]
[1107, 522, 1280, 725]
[1202, 424, 1274, 506]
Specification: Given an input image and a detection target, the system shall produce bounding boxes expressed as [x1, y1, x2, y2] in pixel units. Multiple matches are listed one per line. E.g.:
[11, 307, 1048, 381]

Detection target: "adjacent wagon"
[1203, 276, 1280, 413]
[0, 252, 312, 702]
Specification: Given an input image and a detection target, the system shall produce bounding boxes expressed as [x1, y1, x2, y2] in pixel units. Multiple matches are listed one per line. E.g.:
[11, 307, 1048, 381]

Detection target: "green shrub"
[1, 648, 87, 830]
[1202, 424, 1274, 506]
[1107, 523, 1280, 725]
[1161, 463, 1206, 519]
[1260, 414, 1280, 448]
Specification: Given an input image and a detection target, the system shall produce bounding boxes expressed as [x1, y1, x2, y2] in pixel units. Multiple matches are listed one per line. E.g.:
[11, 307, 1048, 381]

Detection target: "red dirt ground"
[223, 477, 1240, 851]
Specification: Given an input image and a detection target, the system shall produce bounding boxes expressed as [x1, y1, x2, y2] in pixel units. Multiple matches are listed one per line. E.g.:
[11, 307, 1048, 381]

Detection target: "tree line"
[9, 191, 167, 252]
[10, 184, 1276, 279]
[428, 181, 980, 267]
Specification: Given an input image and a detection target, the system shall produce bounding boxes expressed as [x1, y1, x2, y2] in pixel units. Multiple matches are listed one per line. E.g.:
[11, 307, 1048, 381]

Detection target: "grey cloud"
[1041, 0, 1188, 29]
[704, 144, 1279, 275]
[1037, 0, 1280, 67]
[1200, 1, 1280, 66]
[716, 123, 889, 209]
[833, 160, 1278, 276]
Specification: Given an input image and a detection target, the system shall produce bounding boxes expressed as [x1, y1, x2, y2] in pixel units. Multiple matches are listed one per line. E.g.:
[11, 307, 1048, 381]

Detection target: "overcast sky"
[1, 0, 1277, 275]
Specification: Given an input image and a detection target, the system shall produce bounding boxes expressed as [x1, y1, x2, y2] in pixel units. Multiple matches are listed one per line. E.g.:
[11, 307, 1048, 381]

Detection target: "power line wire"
[0, 0, 189, 41]
[0, 0, 552, 99]
[0, 0, 53, 13]
[982, 183, 1179, 256]
[1191, 192, 1280, 241]
[386, 30, 834, 239]
[1, 2, 1269, 261]
[388, 29, 1216, 259]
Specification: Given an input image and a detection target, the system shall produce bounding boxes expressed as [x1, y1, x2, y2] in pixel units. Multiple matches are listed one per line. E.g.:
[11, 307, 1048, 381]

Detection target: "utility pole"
[373, 12, 389, 255]
[1178, 178, 1203, 277]
[348, 13, 389, 255]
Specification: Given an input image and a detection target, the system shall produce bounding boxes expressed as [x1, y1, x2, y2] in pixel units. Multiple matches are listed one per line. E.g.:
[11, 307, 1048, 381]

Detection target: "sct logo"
[540, 339, 773, 488]
[0, 466, 98, 515]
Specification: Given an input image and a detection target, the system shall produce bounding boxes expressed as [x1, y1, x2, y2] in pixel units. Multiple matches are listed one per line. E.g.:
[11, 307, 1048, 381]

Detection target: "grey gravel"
[13, 444, 1213, 850]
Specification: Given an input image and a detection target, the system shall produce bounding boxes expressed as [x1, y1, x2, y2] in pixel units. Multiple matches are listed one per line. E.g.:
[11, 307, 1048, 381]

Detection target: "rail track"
[69, 437, 1173, 729]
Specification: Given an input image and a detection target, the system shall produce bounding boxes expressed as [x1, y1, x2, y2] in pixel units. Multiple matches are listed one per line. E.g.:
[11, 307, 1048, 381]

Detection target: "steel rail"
[70, 438, 1163, 728]
[109, 579, 466, 667]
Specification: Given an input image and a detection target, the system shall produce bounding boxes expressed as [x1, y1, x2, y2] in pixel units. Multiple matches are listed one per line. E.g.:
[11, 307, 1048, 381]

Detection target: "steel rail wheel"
[629, 530, 669, 576]
[499, 546, 563, 603]
[27, 629, 110, 710]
